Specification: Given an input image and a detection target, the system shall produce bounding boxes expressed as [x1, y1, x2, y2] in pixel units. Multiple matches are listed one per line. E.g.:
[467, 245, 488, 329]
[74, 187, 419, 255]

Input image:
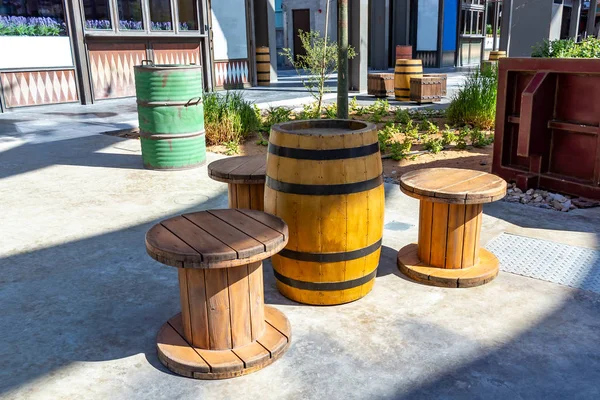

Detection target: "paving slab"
[1, 127, 600, 399]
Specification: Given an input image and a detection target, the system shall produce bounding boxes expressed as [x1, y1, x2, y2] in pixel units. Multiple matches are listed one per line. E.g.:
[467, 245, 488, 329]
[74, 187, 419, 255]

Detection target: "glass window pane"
[83, 0, 112, 30]
[0, 0, 67, 36]
[178, 0, 198, 30]
[149, 0, 172, 31]
[117, 0, 143, 30]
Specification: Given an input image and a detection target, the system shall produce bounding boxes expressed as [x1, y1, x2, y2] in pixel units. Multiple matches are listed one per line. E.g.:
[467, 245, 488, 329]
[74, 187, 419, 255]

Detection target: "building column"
[369, 0, 390, 71]
[499, 0, 512, 54]
[66, 0, 93, 104]
[349, 0, 368, 92]
[570, 0, 582, 40]
[267, 0, 278, 82]
[587, 0, 598, 38]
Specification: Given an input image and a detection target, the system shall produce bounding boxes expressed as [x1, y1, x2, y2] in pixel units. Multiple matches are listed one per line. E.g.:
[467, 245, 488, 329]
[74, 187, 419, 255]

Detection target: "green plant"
[261, 105, 292, 132]
[441, 124, 458, 146]
[256, 132, 269, 146]
[390, 139, 413, 161]
[203, 92, 260, 145]
[447, 67, 498, 130]
[424, 137, 444, 154]
[224, 139, 240, 155]
[295, 102, 320, 120]
[367, 99, 390, 123]
[378, 123, 400, 153]
[456, 126, 471, 150]
[469, 128, 494, 148]
[324, 103, 338, 119]
[409, 109, 426, 121]
[394, 108, 411, 125]
[280, 30, 355, 117]
[349, 97, 361, 113]
[401, 120, 420, 140]
[531, 37, 600, 59]
[419, 119, 439, 135]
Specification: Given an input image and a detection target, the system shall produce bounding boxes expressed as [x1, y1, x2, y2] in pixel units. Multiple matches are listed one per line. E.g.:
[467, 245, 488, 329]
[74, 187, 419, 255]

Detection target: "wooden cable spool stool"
[256, 46, 271, 86]
[397, 168, 507, 288]
[368, 73, 394, 97]
[146, 209, 291, 379]
[208, 155, 266, 210]
[489, 50, 506, 61]
[265, 119, 384, 305]
[394, 59, 423, 101]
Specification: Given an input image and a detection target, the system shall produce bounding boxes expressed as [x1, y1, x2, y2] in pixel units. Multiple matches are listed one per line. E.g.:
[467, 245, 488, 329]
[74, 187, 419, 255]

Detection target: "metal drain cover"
[485, 233, 600, 294]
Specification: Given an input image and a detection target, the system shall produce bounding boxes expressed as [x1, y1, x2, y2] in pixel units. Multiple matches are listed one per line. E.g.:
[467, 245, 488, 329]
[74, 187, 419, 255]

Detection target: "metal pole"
[337, 0, 349, 119]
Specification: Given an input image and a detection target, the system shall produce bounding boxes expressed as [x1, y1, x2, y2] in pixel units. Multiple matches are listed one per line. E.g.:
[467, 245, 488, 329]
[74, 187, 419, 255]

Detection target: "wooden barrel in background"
[265, 120, 385, 305]
[395, 45, 413, 60]
[256, 46, 270, 86]
[489, 50, 506, 61]
[394, 59, 423, 101]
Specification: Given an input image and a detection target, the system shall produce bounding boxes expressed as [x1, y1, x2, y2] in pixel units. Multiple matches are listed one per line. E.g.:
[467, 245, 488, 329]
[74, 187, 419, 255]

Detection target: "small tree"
[281, 30, 355, 118]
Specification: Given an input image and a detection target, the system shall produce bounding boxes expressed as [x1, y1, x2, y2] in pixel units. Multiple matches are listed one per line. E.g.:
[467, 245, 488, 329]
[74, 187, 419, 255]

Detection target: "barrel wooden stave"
[265, 120, 384, 305]
[256, 46, 270, 86]
[489, 50, 506, 61]
[394, 59, 423, 101]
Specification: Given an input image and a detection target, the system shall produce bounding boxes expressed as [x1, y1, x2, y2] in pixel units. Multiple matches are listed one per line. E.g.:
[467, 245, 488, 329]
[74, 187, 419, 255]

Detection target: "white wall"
[0, 37, 73, 69]
[211, 0, 249, 60]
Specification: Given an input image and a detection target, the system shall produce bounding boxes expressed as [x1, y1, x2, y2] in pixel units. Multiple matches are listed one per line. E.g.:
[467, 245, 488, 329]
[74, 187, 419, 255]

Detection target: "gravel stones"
[503, 183, 600, 213]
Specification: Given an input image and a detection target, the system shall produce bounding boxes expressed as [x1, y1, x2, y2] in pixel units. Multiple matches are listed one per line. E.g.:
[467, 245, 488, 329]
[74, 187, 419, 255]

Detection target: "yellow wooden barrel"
[489, 50, 506, 61]
[265, 120, 384, 305]
[256, 46, 270, 86]
[394, 59, 423, 101]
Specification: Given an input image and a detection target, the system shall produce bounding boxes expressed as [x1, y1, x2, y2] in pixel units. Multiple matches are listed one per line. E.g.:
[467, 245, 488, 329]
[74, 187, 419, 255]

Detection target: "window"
[149, 0, 172, 30]
[177, 0, 198, 30]
[0, 0, 67, 36]
[117, 0, 144, 30]
[84, 0, 112, 30]
[80, 0, 202, 33]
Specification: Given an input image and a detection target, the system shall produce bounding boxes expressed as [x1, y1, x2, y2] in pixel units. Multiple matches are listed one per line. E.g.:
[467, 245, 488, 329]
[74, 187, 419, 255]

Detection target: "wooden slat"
[264, 306, 291, 341]
[429, 203, 449, 268]
[161, 216, 237, 262]
[146, 223, 200, 262]
[157, 320, 210, 374]
[183, 212, 264, 259]
[473, 204, 483, 264]
[208, 156, 248, 179]
[186, 268, 210, 349]
[445, 204, 466, 269]
[234, 183, 252, 209]
[227, 265, 252, 348]
[400, 168, 506, 204]
[237, 209, 288, 239]
[228, 183, 237, 209]
[227, 155, 267, 180]
[249, 183, 265, 211]
[461, 204, 481, 269]
[204, 268, 232, 350]
[256, 323, 288, 359]
[548, 120, 599, 136]
[248, 262, 265, 340]
[232, 341, 271, 367]
[417, 200, 433, 264]
[207, 209, 284, 251]
[177, 269, 193, 344]
[195, 348, 244, 374]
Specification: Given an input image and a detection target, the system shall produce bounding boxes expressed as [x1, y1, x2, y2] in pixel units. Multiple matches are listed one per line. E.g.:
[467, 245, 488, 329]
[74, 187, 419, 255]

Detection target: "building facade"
[0, 0, 276, 112]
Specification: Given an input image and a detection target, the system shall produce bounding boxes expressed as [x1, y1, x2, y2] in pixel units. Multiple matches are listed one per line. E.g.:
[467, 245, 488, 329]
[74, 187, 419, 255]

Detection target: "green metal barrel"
[134, 62, 206, 170]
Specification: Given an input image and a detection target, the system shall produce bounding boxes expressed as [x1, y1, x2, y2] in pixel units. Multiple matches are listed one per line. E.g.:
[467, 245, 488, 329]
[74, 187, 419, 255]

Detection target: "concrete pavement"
[1, 126, 600, 399]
